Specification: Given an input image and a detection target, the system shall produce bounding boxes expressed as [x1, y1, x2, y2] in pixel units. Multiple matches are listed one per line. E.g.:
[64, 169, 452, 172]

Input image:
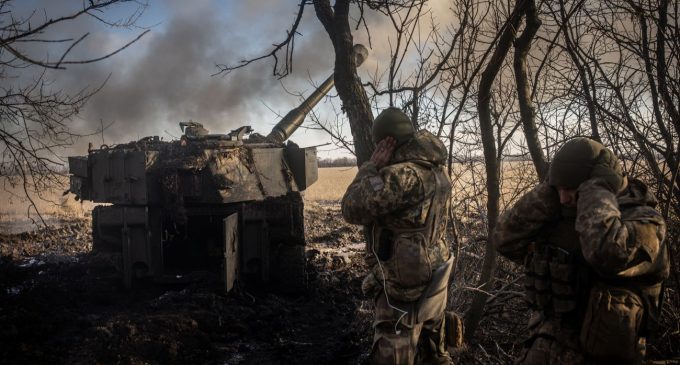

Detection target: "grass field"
[304, 167, 357, 201]
[0, 177, 93, 233]
[303, 162, 540, 209]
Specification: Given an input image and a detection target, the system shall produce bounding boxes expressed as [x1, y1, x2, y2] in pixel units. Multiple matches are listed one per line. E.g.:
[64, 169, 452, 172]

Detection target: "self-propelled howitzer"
[68, 44, 369, 292]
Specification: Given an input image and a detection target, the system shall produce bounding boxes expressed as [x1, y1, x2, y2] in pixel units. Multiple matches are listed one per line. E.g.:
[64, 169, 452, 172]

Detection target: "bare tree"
[0, 0, 149, 222]
[513, 0, 548, 180]
[312, 0, 375, 165]
[463, 0, 525, 341]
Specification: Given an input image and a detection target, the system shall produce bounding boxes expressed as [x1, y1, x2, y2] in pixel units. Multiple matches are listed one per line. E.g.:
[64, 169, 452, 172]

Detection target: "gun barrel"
[267, 44, 369, 143]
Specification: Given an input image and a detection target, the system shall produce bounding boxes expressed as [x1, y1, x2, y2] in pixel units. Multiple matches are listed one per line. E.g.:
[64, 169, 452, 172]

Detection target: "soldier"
[495, 137, 669, 364]
[341, 107, 455, 364]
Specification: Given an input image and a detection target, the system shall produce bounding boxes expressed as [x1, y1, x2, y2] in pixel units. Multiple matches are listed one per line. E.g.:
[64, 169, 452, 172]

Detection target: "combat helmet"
[372, 107, 415, 144]
[549, 137, 623, 190]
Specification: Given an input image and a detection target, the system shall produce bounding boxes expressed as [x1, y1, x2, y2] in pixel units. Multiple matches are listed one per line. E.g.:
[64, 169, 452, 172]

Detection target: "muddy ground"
[0, 201, 372, 365]
[2, 199, 679, 364]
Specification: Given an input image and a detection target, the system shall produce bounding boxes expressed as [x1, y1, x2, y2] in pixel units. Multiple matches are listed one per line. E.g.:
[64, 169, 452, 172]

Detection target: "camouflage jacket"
[495, 178, 669, 360]
[495, 178, 668, 284]
[342, 130, 452, 301]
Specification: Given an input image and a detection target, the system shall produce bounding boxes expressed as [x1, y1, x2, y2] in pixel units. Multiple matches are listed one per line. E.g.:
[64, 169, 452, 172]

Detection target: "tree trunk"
[513, 0, 548, 180]
[313, 0, 375, 166]
[655, 0, 680, 219]
[464, 0, 523, 342]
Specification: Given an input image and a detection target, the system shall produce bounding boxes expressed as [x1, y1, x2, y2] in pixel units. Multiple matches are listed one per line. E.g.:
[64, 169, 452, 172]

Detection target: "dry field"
[304, 166, 358, 202]
[0, 177, 93, 233]
[0, 163, 539, 233]
[304, 162, 541, 210]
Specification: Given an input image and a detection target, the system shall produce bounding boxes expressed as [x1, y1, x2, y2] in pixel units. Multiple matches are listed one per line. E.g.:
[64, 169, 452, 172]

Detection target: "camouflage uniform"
[342, 130, 454, 364]
[495, 177, 669, 364]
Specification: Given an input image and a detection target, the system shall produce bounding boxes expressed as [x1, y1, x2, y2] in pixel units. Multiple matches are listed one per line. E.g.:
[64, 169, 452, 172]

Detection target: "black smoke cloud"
[4, 0, 407, 156]
[37, 1, 337, 151]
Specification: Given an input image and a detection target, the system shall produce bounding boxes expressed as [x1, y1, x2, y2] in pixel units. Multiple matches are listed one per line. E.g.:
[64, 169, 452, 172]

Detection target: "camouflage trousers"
[371, 293, 453, 365]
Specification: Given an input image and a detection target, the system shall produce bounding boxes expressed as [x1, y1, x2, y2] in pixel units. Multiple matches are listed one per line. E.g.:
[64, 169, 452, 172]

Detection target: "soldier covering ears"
[495, 137, 669, 364]
[342, 107, 460, 365]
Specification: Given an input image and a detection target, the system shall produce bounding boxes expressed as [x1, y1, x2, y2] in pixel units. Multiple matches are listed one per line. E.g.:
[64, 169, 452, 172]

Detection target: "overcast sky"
[4, 0, 453, 158]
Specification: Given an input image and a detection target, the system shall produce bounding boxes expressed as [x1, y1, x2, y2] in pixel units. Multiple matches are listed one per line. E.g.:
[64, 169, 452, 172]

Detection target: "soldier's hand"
[371, 136, 396, 168]
[590, 148, 624, 192]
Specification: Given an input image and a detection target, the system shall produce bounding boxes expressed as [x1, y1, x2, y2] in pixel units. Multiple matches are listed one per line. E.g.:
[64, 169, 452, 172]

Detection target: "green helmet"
[548, 137, 606, 188]
[372, 107, 415, 144]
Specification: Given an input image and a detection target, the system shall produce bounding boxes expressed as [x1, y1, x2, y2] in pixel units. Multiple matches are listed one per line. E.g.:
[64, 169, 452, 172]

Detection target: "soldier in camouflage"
[495, 137, 669, 364]
[342, 107, 455, 364]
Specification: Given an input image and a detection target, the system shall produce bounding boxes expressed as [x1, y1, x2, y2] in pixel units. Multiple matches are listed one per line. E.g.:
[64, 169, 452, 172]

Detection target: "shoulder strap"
[423, 166, 450, 245]
[408, 159, 436, 170]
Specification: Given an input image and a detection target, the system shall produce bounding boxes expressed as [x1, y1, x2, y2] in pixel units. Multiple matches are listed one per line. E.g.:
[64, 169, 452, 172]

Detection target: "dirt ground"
[0, 200, 374, 365]
[2, 168, 678, 364]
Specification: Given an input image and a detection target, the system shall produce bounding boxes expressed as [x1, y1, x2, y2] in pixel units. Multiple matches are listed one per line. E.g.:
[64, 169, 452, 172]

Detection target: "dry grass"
[304, 167, 358, 202]
[303, 162, 540, 206]
[0, 177, 93, 233]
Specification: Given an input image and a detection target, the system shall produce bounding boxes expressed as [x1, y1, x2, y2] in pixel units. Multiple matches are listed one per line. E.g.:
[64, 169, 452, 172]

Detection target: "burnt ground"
[0, 201, 372, 365]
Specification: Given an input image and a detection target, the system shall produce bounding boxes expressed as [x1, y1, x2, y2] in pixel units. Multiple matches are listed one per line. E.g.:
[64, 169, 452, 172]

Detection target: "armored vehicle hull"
[68, 44, 368, 292]
[74, 141, 314, 291]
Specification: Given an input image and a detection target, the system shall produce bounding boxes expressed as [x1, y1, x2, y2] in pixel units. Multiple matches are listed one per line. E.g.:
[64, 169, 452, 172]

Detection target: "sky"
[3, 0, 454, 159]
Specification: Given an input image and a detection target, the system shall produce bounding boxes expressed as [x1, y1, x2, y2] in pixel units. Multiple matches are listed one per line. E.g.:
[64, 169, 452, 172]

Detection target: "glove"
[590, 148, 624, 192]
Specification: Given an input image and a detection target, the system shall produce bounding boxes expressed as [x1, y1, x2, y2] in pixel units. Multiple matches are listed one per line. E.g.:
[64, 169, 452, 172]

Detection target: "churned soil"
[0, 202, 372, 365]
[3, 202, 678, 364]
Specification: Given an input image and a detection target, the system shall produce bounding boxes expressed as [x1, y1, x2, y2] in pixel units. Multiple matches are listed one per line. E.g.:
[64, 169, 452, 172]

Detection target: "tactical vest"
[523, 213, 589, 318]
[523, 205, 667, 362]
[523, 208, 665, 323]
[593, 205, 667, 337]
[370, 161, 452, 302]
